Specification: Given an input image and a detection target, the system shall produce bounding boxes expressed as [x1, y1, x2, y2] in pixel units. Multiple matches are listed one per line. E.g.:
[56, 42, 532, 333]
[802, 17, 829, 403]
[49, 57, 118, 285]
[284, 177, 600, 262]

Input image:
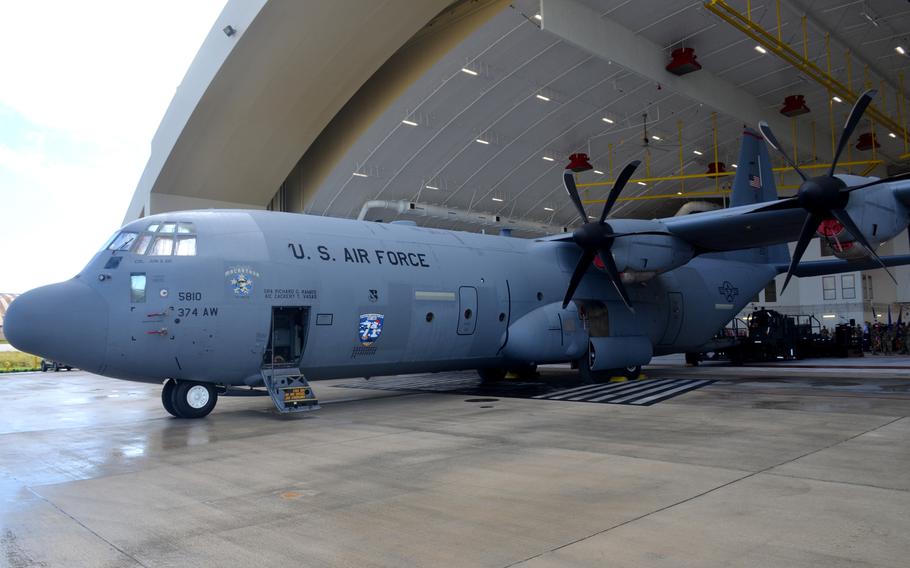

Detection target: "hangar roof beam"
[540, 0, 817, 162]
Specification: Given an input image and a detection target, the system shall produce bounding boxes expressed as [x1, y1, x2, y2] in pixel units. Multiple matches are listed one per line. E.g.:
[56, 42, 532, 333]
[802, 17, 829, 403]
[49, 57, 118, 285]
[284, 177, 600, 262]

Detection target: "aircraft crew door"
[263, 307, 309, 369]
[457, 286, 478, 335]
[659, 292, 684, 345]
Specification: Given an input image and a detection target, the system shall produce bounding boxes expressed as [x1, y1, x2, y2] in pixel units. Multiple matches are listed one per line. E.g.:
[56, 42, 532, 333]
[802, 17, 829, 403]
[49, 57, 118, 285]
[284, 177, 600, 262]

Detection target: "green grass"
[0, 351, 41, 373]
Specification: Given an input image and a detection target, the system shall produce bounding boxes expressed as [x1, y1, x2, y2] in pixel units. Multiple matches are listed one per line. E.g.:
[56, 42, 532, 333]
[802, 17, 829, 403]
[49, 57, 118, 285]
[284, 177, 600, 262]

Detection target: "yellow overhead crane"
[580, 0, 908, 206]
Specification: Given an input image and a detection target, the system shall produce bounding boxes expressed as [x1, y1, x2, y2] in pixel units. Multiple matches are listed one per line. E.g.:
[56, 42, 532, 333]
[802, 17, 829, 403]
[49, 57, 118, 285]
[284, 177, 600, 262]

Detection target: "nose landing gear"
[161, 379, 218, 418]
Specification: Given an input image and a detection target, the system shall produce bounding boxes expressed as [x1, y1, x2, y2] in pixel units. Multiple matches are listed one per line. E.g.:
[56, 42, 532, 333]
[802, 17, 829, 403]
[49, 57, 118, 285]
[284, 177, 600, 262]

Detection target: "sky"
[0, 1, 227, 293]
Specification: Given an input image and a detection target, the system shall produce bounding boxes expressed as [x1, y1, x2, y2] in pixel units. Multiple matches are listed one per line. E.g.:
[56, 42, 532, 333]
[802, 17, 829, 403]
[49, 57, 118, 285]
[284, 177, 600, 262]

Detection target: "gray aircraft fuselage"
[5, 209, 772, 387]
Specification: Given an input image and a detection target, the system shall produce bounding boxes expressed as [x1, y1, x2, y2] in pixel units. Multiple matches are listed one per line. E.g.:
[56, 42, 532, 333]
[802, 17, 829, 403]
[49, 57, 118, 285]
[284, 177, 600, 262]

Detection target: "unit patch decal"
[358, 313, 384, 346]
[717, 281, 740, 303]
[225, 266, 260, 298]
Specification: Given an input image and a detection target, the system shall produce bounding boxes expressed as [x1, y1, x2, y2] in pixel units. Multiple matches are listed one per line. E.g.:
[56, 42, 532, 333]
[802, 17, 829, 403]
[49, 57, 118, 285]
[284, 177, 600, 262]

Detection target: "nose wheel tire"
[166, 381, 218, 419]
[161, 379, 178, 417]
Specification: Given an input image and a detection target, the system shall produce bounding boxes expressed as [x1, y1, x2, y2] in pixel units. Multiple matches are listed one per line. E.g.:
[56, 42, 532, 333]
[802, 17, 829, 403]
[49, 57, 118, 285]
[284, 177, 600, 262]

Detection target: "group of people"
[867, 322, 910, 355]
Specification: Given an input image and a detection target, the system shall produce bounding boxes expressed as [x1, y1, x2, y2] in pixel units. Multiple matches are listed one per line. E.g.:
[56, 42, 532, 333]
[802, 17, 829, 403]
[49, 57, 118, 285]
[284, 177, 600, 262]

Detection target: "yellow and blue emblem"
[359, 313, 384, 346]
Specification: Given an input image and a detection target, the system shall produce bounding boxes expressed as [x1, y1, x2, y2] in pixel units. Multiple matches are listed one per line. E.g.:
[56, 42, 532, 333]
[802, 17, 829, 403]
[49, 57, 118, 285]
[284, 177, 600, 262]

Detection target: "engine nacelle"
[608, 220, 694, 274]
[501, 303, 588, 364]
[840, 175, 910, 247]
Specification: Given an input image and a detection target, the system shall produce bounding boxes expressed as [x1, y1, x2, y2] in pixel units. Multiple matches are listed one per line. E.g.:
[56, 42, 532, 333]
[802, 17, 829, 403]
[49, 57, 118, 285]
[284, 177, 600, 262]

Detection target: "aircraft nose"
[5, 280, 109, 373]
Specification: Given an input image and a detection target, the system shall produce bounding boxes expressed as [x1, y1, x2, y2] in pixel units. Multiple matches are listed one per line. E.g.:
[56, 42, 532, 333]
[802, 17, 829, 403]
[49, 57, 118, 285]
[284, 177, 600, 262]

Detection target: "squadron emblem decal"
[225, 266, 260, 298]
[717, 280, 740, 302]
[358, 313, 384, 346]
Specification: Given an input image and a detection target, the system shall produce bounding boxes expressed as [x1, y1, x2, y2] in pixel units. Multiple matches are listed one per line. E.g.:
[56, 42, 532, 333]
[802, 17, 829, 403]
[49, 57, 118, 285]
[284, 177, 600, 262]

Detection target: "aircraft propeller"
[560, 160, 670, 312]
[755, 89, 904, 292]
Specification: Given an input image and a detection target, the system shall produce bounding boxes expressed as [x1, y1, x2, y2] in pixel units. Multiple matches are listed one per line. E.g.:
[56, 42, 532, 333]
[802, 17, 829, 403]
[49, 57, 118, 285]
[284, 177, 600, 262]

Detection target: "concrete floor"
[2, 361, 910, 567]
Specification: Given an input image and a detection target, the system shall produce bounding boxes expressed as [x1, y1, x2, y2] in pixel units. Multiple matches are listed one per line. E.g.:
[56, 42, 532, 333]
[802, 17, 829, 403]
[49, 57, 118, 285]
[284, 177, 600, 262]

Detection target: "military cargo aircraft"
[6, 91, 910, 418]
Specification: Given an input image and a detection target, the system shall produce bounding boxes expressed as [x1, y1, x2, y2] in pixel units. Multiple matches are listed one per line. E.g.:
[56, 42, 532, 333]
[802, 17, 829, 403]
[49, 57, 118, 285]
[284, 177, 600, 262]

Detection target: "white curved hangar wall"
[125, 0, 457, 222]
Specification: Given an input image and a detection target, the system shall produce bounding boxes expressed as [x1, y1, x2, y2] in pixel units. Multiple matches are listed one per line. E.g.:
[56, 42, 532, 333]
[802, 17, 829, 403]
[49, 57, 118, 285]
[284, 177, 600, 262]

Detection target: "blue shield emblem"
[359, 313, 384, 346]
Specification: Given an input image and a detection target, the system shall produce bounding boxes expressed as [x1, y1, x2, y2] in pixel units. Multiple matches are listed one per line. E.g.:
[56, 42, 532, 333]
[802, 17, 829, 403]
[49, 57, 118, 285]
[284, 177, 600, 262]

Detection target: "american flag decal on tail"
[748, 174, 762, 189]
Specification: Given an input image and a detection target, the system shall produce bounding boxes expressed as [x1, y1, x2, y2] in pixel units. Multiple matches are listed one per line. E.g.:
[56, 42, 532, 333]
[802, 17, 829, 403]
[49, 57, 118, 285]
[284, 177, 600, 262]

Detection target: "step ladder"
[261, 366, 320, 413]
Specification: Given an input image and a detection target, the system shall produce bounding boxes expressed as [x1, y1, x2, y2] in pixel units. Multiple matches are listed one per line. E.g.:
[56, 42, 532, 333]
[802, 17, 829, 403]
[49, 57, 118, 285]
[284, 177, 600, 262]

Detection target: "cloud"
[0, 0, 226, 293]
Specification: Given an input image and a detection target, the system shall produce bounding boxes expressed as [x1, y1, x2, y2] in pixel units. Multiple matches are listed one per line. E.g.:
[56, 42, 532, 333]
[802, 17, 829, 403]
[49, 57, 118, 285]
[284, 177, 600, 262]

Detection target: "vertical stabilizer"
[730, 128, 779, 207]
[727, 128, 790, 264]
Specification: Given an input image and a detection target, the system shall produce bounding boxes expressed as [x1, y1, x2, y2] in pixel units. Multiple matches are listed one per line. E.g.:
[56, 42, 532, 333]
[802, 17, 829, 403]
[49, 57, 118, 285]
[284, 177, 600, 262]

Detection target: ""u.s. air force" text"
[288, 244, 430, 268]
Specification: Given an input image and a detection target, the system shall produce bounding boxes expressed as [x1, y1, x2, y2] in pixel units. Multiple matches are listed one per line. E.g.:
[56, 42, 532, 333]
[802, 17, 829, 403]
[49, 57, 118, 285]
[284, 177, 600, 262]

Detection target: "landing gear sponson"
[162, 379, 218, 419]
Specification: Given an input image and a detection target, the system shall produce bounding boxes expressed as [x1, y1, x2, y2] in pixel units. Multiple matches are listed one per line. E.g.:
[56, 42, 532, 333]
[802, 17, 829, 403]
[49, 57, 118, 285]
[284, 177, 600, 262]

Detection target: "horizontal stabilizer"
[775, 255, 910, 278]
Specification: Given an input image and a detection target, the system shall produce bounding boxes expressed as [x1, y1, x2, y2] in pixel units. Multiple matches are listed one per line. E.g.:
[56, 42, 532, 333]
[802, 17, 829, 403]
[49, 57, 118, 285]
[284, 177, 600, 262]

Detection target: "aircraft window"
[149, 236, 174, 256]
[146, 223, 160, 233]
[130, 273, 146, 303]
[160, 223, 177, 234]
[177, 222, 195, 234]
[174, 237, 196, 256]
[133, 234, 152, 255]
[107, 232, 138, 251]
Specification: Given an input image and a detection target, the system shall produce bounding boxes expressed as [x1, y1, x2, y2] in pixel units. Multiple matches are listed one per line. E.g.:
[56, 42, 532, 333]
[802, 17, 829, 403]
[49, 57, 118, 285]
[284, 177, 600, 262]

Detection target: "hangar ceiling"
[288, 0, 909, 234]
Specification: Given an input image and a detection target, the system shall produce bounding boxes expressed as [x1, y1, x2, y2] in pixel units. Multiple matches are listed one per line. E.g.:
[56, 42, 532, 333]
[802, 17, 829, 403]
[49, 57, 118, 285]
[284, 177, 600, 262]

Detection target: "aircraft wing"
[774, 254, 910, 278]
[662, 203, 807, 252]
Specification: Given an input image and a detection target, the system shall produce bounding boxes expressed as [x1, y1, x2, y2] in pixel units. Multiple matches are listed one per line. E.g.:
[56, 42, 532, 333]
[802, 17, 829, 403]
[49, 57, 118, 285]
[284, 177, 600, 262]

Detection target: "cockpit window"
[149, 236, 174, 256]
[107, 232, 138, 251]
[175, 237, 196, 256]
[127, 220, 198, 256]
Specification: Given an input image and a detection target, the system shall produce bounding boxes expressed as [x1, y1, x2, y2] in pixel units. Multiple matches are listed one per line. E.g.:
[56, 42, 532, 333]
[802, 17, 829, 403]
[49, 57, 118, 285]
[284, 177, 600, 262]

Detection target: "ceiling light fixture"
[832, 96, 843, 103]
[677, 191, 683, 195]
[651, 135, 662, 141]
[754, 45, 767, 54]
[542, 156, 555, 162]
[602, 117, 614, 124]
[461, 67, 478, 76]
[492, 197, 503, 202]
[889, 132, 897, 138]
[535, 94, 551, 102]
[822, 314, 837, 319]
[401, 119, 418, 126]
[534, 13, 542, 21]
[475, 138, 489, 145]
[352, 172, 368, 178]
[544, 207, 555, 211]
[897, 46, 906, 55]
[693, 150, 703, 155]
[425, 185, 439, 190]
[593, 169, 604, 175]
[731, 163, 738, 168]
[637, 181, 647, 186]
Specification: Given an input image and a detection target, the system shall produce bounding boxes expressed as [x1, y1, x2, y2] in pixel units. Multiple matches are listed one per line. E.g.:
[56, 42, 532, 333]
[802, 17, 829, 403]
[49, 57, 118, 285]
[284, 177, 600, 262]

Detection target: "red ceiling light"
[665, 48, 702, 76]
[706, 162, 726, 174]
[855, 132, 880, 151]
[566, 153, 593, 172]
[780, 94, 810, 117]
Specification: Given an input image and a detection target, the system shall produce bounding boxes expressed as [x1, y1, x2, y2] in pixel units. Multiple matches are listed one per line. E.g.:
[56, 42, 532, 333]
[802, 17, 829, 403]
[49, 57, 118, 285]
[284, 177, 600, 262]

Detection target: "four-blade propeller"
[756, 89, 900, 291]
[560, 161, 668, 312]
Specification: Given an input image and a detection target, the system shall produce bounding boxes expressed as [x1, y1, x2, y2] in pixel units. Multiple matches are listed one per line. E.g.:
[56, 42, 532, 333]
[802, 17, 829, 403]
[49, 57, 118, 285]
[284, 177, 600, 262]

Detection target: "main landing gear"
[162, 379, 218, 419]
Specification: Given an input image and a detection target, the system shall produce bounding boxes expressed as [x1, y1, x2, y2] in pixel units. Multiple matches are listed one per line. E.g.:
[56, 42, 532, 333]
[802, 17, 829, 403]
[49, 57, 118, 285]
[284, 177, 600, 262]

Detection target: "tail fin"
[730, 128, 778, 207]
[727, 128, 790, 264]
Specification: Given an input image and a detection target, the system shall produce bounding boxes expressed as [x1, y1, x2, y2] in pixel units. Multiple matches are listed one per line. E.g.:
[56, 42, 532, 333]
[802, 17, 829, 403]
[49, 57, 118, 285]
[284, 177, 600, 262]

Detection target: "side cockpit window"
[107, 232, 138, 251]
[131, 221, 197, 256]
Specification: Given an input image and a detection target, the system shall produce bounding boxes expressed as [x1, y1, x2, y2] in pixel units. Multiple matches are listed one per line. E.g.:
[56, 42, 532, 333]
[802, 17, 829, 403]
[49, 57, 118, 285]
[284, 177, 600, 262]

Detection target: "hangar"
[125, 0, 910, 323]
[4, 1, 910, 566]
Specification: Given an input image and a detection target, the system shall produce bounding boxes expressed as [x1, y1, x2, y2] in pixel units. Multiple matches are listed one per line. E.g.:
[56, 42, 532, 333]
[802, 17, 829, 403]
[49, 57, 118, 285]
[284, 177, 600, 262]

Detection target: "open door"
[263, 306, 309, 369]
[261, 306, 319, 413]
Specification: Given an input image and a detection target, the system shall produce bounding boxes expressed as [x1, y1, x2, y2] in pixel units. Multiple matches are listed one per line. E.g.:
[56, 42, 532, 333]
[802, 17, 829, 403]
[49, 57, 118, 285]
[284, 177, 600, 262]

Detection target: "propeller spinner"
[757, 89, 899, 292]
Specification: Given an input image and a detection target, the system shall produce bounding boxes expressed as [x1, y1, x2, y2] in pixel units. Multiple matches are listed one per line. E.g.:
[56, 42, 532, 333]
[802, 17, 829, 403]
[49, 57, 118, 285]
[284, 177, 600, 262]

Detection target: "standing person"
[871, 324, 881, 355]
[883, 325, 894, 355]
